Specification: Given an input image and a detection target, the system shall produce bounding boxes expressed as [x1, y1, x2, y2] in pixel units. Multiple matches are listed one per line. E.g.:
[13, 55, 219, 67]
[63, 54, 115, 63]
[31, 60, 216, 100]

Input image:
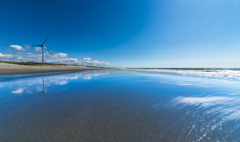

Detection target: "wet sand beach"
[0, 63, 100, 75]
[0, 69, 240, 141]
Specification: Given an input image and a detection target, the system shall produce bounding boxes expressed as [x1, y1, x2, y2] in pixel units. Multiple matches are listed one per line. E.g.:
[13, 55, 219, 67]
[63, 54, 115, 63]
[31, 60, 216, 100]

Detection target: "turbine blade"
[45, 83, 53, 93]
[43, 92, 50, 102]
[43, 36, 49, 45]
[26, 45, 43, 46]
[44, 46, 52, 55]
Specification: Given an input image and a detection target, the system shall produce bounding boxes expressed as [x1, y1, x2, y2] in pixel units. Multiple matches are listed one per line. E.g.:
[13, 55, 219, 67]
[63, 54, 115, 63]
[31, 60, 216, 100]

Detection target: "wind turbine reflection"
[38, 77, 53, 102]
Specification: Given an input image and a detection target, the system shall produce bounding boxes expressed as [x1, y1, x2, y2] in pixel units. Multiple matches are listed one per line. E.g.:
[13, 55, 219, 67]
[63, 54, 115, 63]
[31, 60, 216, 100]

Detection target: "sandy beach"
[0, 63, 100, 75]
[1, 70, 240, 141]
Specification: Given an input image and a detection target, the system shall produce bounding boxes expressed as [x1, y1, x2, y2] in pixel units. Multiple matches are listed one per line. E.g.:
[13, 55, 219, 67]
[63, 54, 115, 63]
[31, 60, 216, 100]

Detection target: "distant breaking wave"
[129, 68, 240, 81]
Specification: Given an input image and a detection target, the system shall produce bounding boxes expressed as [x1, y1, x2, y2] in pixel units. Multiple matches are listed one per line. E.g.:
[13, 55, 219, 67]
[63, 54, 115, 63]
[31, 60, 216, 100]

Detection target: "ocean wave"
[130, 68, 240, 81]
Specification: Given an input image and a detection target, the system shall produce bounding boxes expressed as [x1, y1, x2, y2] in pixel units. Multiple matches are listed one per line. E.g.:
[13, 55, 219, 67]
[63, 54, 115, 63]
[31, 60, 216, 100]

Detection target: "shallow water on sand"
[0, 69, 240, 141]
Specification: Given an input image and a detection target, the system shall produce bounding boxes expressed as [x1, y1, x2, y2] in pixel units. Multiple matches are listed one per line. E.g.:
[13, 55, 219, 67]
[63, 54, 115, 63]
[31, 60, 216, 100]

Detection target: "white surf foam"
[131, 69, 240, 81]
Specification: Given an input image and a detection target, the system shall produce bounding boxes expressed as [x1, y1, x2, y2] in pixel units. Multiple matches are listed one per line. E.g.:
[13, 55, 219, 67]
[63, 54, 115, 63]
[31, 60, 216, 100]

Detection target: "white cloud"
[10, 45, 24, 51]
[81, 57, 110, 65]
[54, 80, 68, 85]
[84, 77, 92, 80]
[175, 96, 240, 121]
[0, 53, 14, 58]
[83, 59, 109, 65]
[26, 53, 42, 58]
[0, 53, 23, 61]
[0, 52, 40, 62]
[36, 86, 42, 92]
[84, 58, 91, 60]
[12, 88, 25, 94]
[35, 47, 42, 52]
[46, 56, 110, 66]
[52, 53, 68, 58]
[46, 57, 79, 64]
[1, 50, 111, 66]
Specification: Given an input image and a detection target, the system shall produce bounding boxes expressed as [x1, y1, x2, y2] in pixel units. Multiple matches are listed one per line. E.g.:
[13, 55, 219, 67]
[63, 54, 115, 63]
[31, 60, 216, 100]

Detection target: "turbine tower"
[38, 77, 53, 102]
[27, 36, 52, 63]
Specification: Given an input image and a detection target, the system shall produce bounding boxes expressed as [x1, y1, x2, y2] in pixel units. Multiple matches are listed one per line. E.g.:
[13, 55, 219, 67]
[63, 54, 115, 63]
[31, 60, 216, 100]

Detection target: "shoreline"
[0, 63, 102, 75]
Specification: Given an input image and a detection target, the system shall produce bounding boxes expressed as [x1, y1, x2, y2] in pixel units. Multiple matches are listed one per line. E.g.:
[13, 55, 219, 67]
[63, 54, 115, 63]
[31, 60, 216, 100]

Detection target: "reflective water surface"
[0, 69, 240, 141]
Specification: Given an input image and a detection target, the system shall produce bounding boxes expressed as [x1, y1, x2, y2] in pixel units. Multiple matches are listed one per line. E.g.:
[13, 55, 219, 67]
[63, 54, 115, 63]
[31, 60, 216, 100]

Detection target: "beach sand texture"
[0, 63, 100, 75]
[1, 70, 240, 141]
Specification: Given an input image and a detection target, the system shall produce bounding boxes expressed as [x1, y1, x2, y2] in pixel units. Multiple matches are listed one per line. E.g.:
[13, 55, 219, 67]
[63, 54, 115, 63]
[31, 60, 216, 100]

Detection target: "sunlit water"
[0, 69, 240, 141]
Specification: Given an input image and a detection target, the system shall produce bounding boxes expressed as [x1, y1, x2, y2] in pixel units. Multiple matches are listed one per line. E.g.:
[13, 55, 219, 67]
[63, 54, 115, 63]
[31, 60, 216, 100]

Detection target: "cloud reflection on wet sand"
[172, 95, 240, 141]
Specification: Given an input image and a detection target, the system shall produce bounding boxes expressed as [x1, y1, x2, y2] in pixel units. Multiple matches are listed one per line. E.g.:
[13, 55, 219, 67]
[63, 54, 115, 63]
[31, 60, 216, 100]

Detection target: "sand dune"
[0, 63, 101, 75]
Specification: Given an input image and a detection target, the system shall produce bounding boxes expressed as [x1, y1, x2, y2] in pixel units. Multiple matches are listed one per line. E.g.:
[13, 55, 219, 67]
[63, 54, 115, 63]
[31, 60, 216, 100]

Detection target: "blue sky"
[0, 0, 240, 68]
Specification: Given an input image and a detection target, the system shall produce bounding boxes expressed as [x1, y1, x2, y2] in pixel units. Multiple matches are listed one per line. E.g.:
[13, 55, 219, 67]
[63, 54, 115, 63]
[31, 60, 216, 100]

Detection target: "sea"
[0, 69, 240, 141]
[129, 68, 240, 81]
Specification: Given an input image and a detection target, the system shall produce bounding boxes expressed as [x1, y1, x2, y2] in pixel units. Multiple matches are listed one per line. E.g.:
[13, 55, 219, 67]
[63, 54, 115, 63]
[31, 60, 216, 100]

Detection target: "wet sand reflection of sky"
[0, 70, 109, 96]
[0, 70, 240, 141]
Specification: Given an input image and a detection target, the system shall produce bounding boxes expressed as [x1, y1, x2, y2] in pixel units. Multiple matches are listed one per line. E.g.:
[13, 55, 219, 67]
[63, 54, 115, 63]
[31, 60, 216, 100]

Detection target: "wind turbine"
[27, 36, 52, 63]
